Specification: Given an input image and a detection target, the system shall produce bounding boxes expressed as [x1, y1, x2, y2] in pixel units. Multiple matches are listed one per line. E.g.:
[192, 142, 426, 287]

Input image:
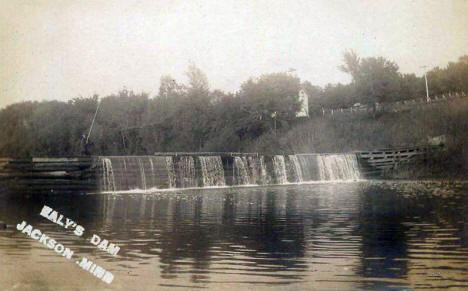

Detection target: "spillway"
[199, 156, 226, 187]
[97, 153, 362, 191]
[316, 154, 361, 181]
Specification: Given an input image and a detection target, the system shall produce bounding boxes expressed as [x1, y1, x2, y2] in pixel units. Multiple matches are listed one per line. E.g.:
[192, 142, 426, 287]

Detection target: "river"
[0, 181, 467, 290]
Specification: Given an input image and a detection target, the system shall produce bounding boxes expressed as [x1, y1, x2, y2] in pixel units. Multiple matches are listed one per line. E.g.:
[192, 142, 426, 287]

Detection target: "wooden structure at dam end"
[0, 157, 96, 193]
[355, 145, 442, 176]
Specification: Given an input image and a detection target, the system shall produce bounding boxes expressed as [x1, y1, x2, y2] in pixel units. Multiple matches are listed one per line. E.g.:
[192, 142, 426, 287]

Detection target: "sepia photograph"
[0, 0, 467, 290]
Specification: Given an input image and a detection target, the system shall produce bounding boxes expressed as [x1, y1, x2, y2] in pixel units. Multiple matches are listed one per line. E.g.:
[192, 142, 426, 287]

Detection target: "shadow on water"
[356, 183, 468, 290]
[357, 187, 410, 289]
[96, 188, 309, 284]
[0, 181, 467, 290]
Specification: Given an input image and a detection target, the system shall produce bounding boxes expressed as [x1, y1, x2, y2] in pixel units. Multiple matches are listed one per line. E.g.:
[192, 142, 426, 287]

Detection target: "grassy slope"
[248, 98, 468, 177]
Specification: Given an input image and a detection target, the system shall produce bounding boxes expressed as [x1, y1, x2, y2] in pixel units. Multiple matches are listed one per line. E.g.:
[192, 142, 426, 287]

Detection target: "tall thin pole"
[421, 65, 430, 102]
[86, 99, 101, 143]
[424, 72, 430, 102]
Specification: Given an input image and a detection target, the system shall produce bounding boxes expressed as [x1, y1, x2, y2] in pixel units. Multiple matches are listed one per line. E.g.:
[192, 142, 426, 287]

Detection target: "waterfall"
[272, 155, 288, 184]
[245, 156, 268, 185]
[232, 156, 270, 185]
[166, 157, 176, 188]
[258, 156, 269, 184]
[96, 153, 362, 191]
[316, 154, 361, 181]
[175, 156, 198, 188]
[99, 156, 177, 191]
[199, 156, 226, 187]
[287, 155, 303, 182]
[233, 156, 251, 185]
[138, 158, 147, 189]
[245, 157, 259, 184]
[296, 154, 361, 181]
[100, 158, 116, 191]
[296, 155, 319, 181]
[149, 157, 155, 187]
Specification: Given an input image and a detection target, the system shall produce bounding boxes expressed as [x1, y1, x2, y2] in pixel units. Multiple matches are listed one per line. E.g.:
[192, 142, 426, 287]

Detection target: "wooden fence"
[355, 145, 441, 176]
[321, 91, 466, 117]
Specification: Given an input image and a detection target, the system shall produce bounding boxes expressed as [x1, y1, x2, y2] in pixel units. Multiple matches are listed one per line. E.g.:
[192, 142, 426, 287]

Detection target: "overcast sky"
[1, 0, 467, 108]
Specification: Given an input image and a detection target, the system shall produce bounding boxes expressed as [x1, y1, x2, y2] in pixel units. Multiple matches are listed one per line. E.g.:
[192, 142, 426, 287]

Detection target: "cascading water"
[175, 156, 198, 188]
[100, 157, 116, 191]
[166, 157, 176, 188]
[138, 158, 147, 189]
[98, 156, 176, 191]
[272, 155, 288, 184]
[287, 155, 303, 182]
[198, 156, 226, 187]
[233, 156, 251, 185]
[97, 153, 362, 191]
[316, 154, 361, 181]
[296, 155, 320, 181]
[245, 156, 269, 185]
[258, 156, 269, 184]
[245, 157, 259, 184]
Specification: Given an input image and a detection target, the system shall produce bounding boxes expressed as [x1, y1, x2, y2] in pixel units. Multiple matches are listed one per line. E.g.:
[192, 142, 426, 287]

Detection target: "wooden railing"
[321, 91, 466, 117]
[355, 145, 441, 172]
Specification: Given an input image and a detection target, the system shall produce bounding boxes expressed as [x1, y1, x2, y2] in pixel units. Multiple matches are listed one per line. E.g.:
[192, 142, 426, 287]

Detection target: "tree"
[179, 63, 212, 149]
[186, 62, 209, 94]
[158, 75, 185, 99]
[339, 51, 402, 105]
[338, 50, 360, 80]
[239, 72, 301, 137]
[400, 73, 424, 100]
[426, 55, 468, 95]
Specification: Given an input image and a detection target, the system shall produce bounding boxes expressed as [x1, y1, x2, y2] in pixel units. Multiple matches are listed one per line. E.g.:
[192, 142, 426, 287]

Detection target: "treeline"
[0, 54, 467, 159]
[0, 64, 302, 157]
[305, 53, 468, 110]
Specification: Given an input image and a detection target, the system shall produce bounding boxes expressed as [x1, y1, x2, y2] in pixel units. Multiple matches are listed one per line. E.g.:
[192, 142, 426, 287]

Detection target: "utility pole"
[421, 66, 430, 102]
[86, 98, 101, 143]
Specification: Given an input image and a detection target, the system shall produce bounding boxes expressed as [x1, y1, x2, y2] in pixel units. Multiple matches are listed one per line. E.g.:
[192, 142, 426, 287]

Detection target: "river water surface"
[0, 181, 467, 290]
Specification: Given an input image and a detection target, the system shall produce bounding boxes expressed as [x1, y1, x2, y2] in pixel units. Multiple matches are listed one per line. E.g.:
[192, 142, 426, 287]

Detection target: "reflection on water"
[0, 181, 467, 290]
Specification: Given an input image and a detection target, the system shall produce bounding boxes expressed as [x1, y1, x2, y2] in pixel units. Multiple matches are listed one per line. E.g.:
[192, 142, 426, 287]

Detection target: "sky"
[1, 0, 467, 108]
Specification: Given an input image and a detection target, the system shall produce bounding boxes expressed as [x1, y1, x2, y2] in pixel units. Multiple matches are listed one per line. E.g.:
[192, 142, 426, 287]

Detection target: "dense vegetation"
[1, 53, 467, 175]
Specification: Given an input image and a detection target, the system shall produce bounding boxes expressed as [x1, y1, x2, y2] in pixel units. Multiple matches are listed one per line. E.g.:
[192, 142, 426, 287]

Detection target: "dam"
[0, 146, 438, 193]
[97, 153, 362, 191]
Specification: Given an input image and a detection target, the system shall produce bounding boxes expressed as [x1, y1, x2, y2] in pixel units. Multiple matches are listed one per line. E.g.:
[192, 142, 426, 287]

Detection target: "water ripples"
[0, 181, 467, 290]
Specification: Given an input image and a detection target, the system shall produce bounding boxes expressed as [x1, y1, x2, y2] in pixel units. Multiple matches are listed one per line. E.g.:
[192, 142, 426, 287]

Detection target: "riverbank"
[247, 97, 468, 178]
